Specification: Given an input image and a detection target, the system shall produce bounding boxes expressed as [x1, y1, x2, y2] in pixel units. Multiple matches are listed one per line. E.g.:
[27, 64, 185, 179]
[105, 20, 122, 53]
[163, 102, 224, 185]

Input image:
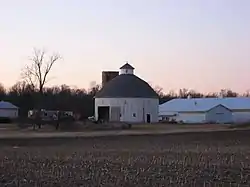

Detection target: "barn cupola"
[120, 62, 135, 75]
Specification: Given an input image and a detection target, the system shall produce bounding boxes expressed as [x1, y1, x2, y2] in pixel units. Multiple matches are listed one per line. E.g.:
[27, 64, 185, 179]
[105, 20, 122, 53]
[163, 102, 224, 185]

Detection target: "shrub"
[0, 117, 11, 123]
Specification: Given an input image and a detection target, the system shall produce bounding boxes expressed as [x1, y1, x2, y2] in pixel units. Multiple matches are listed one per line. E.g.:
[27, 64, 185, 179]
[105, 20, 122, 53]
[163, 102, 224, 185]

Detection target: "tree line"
[0, 48, 249, 118]
[0, 81, 99, 118]
[0, 81, 248, 118]
[154, 87, 250, 104]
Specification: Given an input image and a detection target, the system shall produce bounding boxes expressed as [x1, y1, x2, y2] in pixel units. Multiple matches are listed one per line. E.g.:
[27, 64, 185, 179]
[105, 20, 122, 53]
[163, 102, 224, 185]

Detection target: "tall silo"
[102, 71, 119, 87]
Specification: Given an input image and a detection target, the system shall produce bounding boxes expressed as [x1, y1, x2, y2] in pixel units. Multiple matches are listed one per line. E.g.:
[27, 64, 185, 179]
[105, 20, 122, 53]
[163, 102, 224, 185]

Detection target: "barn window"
[133, 113, 136, 117]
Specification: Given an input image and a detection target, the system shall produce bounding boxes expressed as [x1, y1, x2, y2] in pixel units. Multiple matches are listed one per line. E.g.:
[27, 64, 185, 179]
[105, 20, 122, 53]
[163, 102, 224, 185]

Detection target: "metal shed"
[0, 101, 19, 119]
[159, 97, 250, 124]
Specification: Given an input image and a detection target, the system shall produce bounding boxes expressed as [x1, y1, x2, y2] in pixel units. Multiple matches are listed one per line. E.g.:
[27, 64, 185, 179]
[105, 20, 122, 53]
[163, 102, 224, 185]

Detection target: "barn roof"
[95, 74, 158, 98]
[0, 101, 18, 109]
[159, 97, 250, 113]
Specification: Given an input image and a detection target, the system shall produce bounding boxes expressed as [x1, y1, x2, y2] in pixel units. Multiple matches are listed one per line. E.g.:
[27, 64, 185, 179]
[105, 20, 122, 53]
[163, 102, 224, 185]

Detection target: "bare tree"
[88, 81, 101, 96]
[22, 48, 61, 129]
[179, 88, 189, 98]
[188, 89, 204, 98]
[22, 48, 62, 94]
[220, 89, 238, 97]
[153, 85, 164, 98]
[9, 81, 34, 96]
[243, 90, 250, 97]
[0, 83, 5, 93]
[0, 82, 6, 100]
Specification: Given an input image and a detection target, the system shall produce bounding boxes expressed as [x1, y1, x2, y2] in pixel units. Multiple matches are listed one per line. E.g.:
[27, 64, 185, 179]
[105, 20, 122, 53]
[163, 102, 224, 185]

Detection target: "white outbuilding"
[95, 63, 159, 123]
[0, 101, 19, 119]
[159, 97, 250, 124]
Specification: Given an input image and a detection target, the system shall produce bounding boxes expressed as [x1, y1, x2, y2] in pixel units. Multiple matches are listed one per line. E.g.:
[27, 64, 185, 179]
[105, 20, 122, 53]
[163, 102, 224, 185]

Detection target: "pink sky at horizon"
[1, 0, 250, 94]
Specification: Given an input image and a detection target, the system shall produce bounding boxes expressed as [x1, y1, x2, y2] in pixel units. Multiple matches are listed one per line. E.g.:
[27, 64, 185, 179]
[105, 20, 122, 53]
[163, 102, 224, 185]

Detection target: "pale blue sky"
[0, 0, 250, 93]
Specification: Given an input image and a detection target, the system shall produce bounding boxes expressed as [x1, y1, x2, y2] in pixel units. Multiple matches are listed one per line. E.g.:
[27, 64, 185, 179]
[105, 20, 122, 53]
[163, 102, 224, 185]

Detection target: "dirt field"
[0, 130, 250, 186]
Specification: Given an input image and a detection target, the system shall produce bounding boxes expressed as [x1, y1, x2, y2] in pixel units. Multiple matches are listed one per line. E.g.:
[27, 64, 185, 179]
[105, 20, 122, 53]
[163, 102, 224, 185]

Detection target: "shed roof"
[159, 97, 250, 113]
[95, 74, 158, 98]
[0, 101, 18, 109]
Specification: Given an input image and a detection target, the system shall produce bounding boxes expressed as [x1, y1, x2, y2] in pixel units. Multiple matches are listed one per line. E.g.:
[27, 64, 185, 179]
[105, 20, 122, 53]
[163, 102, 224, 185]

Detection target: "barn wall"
[160, 106, 233, 124]
[110, 106, 121, 122]
[160, 110, 250, 124]
[95, 98, 159, 123]
[232, 111, 250, 123]
[174, 113, 206, 123]
[0, 109, 18, 118]
[205, 105, 233, 124]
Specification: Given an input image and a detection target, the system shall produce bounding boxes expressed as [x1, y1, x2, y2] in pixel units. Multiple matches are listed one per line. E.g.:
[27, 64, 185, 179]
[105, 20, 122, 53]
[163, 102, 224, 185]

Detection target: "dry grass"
[0, 130, 250, 186]
[4, 121, 230, 132]
[229, 122, 250, 129]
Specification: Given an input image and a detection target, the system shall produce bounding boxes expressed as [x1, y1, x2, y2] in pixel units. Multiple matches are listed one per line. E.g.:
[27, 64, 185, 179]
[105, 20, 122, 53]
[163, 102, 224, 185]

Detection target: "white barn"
[0, 101, 19, 119]
[95, 63, 159, 123]
[159, 97, 250, 124]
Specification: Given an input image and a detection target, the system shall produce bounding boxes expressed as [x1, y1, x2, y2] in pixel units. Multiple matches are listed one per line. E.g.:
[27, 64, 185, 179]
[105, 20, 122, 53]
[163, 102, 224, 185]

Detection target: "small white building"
[95, 63, 159, 123]
[0, 101, 19, 119]
[159, 97, 250, 124]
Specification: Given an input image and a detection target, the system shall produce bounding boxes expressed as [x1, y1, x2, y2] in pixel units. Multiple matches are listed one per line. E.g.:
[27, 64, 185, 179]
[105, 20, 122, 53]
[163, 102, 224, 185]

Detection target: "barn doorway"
[146, 114, 151, 123]
[98, 106, 110, 122]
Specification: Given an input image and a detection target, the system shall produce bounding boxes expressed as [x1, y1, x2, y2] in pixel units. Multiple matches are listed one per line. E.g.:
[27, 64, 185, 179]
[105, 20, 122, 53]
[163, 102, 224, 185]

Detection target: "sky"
[0, 0, 250, 93]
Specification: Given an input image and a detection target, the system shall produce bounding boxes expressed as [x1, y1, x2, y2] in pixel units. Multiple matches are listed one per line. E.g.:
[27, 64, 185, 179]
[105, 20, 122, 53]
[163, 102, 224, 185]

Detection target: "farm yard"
[0, 129, 250, 186]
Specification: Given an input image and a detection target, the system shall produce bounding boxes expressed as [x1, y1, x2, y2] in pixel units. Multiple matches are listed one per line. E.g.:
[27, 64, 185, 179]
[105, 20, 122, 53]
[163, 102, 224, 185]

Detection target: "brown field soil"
[0, 130, 250, 186]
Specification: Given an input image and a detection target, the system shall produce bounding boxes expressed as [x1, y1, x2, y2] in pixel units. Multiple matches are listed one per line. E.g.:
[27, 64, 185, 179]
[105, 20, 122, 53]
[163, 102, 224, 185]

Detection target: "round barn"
[95, 63, 159, 123]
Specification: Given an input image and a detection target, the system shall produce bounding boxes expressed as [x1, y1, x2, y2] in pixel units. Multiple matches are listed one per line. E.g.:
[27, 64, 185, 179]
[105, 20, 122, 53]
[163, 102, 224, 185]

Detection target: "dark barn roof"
[95, 74, 159, 98]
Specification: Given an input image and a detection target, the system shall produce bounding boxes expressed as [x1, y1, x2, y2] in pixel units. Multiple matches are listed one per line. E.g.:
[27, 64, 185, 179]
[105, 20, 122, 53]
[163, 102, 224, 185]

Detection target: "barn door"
[110, 107, 121, 122]
[146, 114, 151, 123]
